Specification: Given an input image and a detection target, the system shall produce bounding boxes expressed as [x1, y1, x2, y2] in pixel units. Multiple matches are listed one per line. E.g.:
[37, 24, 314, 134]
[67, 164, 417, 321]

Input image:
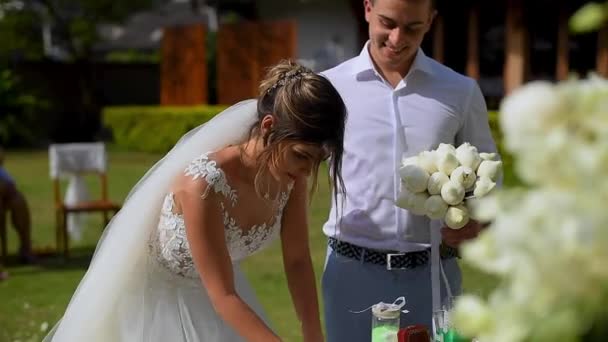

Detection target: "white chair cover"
[49, 143, 107, 240]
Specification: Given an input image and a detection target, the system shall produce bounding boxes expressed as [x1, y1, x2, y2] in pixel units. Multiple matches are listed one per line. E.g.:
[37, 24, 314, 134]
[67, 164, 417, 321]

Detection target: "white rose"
[417, 150, 438, 174]
[427, 171, 450, 195]
[396, 187, 428, 216]
[410, 191, 430, 215]
[456, 142, 482, 169]
[441, 180, 465, 205]
[425, 195, 449, 220]
[399, 164, 430, 193]
[436, 143, 456, 155]
[450, 166, 476, 190]
[401, 155, 419, 166]
[473, 177, 497, 197]
[480, 152, 498, 161]
[445, 204, 470, 229]
[396, 186, 415, 210]
[477, 160, 502, 181]
[436, 151, 460, 176]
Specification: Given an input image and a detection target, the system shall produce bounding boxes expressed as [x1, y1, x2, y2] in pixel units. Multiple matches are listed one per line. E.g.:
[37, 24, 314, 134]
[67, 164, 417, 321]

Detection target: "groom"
[320, 0, 498, 340]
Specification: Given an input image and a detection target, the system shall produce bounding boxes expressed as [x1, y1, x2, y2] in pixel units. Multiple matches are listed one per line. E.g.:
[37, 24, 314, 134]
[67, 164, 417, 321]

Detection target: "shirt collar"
[352, 41, 435, 78]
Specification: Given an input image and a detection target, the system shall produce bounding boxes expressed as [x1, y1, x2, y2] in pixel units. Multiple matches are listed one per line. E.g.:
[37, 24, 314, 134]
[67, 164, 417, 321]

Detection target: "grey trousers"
[322, 245, 461, 342]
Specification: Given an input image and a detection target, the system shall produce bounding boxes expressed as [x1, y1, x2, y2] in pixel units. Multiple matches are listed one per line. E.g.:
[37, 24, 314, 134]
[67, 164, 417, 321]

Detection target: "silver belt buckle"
[386, 253, 406, 270]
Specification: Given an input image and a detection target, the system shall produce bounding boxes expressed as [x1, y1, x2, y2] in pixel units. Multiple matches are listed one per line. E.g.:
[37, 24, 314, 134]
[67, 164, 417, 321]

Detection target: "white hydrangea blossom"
[453, 75, 608, 342]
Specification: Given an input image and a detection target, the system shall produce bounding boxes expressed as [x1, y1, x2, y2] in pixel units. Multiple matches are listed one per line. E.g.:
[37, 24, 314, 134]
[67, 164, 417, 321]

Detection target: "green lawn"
[0, 150, 497, 342]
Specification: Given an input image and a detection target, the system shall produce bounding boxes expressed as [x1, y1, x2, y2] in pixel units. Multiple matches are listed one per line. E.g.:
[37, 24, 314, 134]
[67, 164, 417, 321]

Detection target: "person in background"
[0, 145, 35, 264]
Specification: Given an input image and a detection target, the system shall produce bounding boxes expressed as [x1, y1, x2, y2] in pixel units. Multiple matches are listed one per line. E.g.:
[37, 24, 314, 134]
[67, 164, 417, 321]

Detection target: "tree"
[0, 0, 161, 145]
[0, 0, 158, 62]
[570, 1, 608, 34]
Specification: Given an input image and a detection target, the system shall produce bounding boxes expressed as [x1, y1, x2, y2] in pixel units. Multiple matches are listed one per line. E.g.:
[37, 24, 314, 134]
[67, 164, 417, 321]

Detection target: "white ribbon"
[431, 220, 454, 313]
[350, 296, 410, 318]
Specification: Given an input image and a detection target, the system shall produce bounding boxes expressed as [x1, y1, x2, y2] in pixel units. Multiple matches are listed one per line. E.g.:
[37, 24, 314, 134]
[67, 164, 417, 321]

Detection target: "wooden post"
[217, 20, 297, 104]
[256, 21, 298, 83]
[217, 22, 259, 105]
[597, 24, 608, 77]
[160, 24, 207, 105]
[433, 14, 444, 63]
[466, 4, 480, 80]
[504, 0, 528, 95]
[556, 2, 569, 80]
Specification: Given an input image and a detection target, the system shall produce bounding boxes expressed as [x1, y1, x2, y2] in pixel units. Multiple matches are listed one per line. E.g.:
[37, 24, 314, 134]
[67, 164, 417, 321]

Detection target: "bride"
[44, 60, 347, 342]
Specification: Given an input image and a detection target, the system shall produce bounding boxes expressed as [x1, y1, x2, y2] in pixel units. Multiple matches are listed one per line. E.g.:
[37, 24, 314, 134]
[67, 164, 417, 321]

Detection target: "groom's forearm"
[284, 257, 324, 341]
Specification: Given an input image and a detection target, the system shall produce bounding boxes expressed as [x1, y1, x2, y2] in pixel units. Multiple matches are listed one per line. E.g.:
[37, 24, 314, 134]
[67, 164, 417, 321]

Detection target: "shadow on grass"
[3, 245, 96, 274]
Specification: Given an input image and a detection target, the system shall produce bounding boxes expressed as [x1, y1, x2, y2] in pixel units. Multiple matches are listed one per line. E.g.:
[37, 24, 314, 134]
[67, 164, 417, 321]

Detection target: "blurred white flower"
[452, 295, 494, 337]
[499, 81, 567, 153]
[454, 75, 608, 342]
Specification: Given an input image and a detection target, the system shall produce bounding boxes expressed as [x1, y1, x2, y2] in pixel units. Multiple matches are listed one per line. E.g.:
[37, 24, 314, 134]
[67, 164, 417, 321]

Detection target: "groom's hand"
[441, 220, 484, 247]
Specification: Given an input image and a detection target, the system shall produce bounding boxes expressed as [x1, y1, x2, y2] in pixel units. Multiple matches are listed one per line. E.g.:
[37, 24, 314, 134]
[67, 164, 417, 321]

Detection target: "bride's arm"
[176, 179, 281, 342]
[280, 177, 324, 342]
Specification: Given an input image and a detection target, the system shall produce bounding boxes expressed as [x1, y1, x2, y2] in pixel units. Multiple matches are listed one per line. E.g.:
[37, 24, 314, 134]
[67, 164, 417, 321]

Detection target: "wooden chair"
[49, 143, 121, 258]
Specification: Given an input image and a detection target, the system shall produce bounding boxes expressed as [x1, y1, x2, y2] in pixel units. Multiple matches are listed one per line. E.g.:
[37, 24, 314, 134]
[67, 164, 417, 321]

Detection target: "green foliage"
[105, 49, 160, 63]
[102, 105, 229, 153]
[0, 0, 156, 61]
[488, 110, 520, 186]
[570, 1, 608, 34]
[0, 69, 49, 146]
[0, 9, 44, 61]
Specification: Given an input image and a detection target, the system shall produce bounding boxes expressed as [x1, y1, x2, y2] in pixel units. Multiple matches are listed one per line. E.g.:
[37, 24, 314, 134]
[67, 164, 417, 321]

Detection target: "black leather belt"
[328, 237, 459, 270]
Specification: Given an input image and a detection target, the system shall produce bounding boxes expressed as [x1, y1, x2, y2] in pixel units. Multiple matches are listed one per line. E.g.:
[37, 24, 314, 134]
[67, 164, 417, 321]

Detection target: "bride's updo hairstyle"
[249, 60, 346, 200]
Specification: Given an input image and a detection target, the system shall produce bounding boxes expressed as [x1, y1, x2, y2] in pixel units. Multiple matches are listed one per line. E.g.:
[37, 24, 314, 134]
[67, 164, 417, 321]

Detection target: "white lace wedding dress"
[43, 100, 290, 342]
[143, 152, 293, 341]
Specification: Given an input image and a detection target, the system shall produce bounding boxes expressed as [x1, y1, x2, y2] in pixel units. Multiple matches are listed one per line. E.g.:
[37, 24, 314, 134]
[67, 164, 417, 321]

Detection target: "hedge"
[102, 107, 518, 184]
[102, 105, 228, 153]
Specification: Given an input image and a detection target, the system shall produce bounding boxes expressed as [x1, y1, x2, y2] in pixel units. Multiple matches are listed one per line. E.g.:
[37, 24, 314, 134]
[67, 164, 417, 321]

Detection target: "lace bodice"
[148, 153, 293, 279]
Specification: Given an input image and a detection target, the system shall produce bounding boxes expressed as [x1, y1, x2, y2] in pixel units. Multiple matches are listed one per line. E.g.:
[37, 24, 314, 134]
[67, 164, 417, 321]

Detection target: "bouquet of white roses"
[396, 142, 502, 229]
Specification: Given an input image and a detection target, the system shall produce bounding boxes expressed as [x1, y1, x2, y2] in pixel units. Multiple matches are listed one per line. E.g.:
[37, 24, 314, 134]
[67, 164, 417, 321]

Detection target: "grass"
[0, 150, 498, 342]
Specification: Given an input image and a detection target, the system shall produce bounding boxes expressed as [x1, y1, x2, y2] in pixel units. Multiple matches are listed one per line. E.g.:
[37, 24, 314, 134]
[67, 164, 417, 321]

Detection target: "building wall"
[256, 0, 360, 72]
